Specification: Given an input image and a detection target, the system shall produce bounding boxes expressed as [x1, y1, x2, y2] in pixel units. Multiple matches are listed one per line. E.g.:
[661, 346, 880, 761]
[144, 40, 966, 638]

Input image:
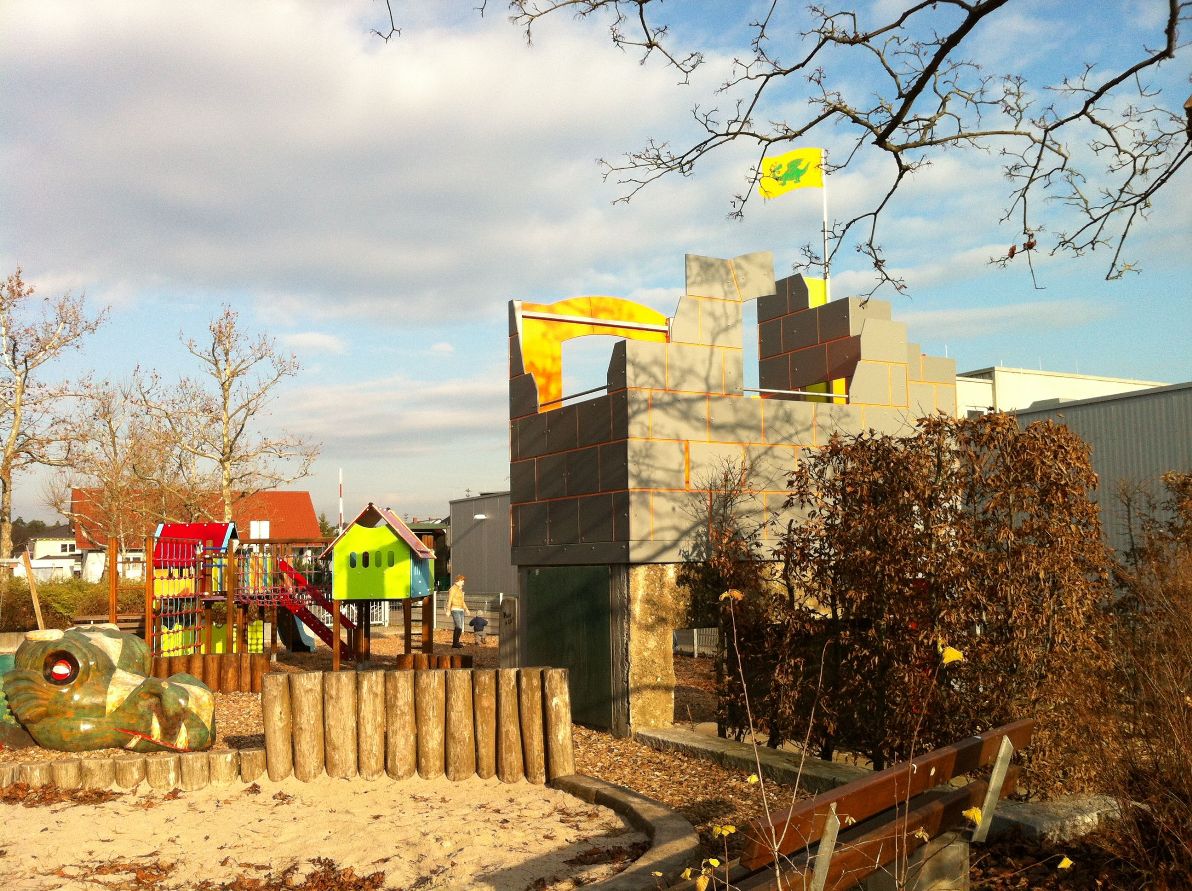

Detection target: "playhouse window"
[362, 551, 370, 568]
[349, 552, 357, 568]
[387, 550, 395, 567]
[375, 550, 381, 569]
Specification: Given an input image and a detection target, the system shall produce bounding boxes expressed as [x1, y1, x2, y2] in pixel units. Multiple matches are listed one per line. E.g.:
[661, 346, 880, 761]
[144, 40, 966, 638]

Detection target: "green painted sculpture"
[0, 625, 216, 752]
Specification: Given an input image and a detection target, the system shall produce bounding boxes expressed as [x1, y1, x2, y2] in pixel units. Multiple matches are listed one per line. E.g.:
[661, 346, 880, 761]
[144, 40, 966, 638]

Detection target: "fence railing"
[673, 627, 719, 658]
[261, 667, 575, 784]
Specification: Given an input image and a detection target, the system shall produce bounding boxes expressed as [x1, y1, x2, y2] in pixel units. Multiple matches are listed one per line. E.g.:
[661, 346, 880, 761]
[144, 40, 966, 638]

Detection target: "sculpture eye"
[43, 651, 79, 685]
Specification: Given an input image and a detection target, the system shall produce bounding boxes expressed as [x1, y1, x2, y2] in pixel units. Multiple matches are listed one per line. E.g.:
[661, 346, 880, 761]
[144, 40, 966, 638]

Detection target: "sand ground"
[0, 773, 646, 890]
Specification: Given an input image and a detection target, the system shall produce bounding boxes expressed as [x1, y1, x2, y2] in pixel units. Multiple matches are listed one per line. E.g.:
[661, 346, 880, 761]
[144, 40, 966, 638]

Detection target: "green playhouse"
[320, 503, 434, 602]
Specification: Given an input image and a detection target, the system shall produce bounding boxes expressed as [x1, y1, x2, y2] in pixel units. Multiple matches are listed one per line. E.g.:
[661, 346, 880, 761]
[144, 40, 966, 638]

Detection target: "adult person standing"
[446, 575, 469, 648]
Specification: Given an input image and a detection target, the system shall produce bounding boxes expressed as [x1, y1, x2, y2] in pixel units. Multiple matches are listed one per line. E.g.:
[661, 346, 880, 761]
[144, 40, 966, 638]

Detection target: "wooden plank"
[22, 551, 44, 630]
[740, 719, 1035, 870]
[738, 769, 1019, 891]
[473, 670, 498, 780]
[385, 670, 417, 779]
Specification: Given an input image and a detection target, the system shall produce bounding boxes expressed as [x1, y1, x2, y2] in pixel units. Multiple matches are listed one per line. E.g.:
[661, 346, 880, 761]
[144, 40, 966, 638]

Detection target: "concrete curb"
[552, 773, 701, 889]
[634, 726, 867, 793]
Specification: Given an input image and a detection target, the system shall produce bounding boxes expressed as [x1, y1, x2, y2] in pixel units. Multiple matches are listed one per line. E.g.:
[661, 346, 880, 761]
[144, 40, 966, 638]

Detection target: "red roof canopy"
[70, 488, 322, 550]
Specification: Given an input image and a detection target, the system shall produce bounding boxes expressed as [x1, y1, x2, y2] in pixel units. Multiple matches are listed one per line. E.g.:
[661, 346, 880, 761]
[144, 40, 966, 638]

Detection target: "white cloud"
[900, 299, 1118, 341]
[279, 332, 346, 354]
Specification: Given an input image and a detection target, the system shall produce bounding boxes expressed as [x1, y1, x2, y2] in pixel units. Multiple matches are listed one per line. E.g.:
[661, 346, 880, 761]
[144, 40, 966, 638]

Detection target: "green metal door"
[524, 564, 612, 728]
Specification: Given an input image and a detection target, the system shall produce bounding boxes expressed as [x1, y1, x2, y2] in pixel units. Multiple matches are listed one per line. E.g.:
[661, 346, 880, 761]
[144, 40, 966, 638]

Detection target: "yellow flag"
[759, 147, 824, 198]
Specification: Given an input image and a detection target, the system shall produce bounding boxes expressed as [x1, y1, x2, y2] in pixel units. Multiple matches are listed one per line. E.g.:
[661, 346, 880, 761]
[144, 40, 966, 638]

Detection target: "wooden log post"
[357, 670, 386, 780]
[250, 653, 267, 693]
[143, 534, 155, 647]
[323, 670, 358, 779]
[473, 670, 497, 780]
[20, 762, 51, 787]
[384, 670, 417, 780]
[145, 753, 179, 790]
[167, 655, 188, 678]
[413, 653, 429, 670]
[421, 594, 434, 653]
[221, 651, 239, 693]
[205, 653, 222, 694]
[81, 758, 115, 790]
[238, 651, 252, 693]
[445, 669, 477, 781]
[114, 756, 146, 789]
[543, 668, 576, 780]
[0, 763, 13, 788]
[208, 751, 240, 784]
[395, 654, 413, 671]
[187, 651, 204, 683]
[50, 759, 81, 790]
[496, 668, 524, 784]
[290, 671, 326, 781]
[239, 749, 266, 783]
[179, 751, 210, 791]
[518, 668, 546, 785]
[261, 672, 294, 781]
[107, 537, 119, 624]
[414, 669, 445, 779]
[332, 602, 342, 672]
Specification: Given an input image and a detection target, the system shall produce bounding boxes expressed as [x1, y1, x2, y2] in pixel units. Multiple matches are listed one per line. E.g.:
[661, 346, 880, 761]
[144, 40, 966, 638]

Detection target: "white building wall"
[957, 367, 1166, 415]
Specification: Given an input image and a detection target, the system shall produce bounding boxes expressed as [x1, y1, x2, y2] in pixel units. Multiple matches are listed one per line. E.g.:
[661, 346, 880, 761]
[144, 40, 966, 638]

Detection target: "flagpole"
[821, 150, 830, 303]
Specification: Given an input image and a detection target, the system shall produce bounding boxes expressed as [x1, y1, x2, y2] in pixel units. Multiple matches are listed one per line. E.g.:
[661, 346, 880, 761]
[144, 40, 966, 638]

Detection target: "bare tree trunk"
[0, 472, 12, 560]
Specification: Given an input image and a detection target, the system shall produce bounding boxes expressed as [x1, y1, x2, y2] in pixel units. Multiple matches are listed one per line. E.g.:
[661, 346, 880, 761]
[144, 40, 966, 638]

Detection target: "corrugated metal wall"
[448, 492, 519, 597]
[1015, 382, 1192, 554]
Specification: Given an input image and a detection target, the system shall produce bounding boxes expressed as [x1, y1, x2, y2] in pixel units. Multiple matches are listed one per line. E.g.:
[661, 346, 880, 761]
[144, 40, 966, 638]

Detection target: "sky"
[1, 1, 1189, 523]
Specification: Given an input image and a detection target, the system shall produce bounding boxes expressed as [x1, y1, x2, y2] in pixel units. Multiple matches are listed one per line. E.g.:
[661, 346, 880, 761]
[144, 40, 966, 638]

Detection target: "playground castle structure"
[139, 515, 439, 690]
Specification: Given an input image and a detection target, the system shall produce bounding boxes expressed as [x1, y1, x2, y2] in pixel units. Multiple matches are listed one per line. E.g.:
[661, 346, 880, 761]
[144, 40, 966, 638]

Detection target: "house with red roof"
[68, 487, 321, 581]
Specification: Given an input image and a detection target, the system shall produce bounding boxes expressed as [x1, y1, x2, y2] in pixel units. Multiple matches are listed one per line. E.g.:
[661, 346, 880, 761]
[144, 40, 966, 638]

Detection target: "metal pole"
[821, 148, 831, 304]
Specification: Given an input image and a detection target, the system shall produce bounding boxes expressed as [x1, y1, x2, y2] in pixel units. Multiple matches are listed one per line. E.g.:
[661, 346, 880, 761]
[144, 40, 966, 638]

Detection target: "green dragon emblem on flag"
[773, 158, 811, 185]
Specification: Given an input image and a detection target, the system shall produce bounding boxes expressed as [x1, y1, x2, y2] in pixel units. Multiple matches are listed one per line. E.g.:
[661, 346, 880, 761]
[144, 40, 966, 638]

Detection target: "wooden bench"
[680, 719, 1035, 890]
[72, 613, 145, 636]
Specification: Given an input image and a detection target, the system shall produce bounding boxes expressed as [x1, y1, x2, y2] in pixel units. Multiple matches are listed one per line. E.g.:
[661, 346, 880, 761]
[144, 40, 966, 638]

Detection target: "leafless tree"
[477, 1, 1191, 292]
[135, 307, 319, 522]
[0, 269, 107, 559]
[46, 380, 217, 552]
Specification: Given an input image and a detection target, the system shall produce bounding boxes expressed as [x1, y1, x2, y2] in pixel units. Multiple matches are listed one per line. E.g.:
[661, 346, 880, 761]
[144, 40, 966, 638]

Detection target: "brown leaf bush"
[715, 413, 1114, 792]
[1098, 471, 1192, 884]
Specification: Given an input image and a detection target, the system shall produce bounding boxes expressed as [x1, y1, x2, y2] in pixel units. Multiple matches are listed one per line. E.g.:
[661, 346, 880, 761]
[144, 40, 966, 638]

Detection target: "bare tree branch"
[487, 0, 1191, 291]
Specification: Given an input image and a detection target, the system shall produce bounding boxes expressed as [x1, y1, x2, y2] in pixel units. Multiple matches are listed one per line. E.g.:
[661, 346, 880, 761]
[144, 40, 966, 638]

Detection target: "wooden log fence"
[0, 667, 573, 795]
